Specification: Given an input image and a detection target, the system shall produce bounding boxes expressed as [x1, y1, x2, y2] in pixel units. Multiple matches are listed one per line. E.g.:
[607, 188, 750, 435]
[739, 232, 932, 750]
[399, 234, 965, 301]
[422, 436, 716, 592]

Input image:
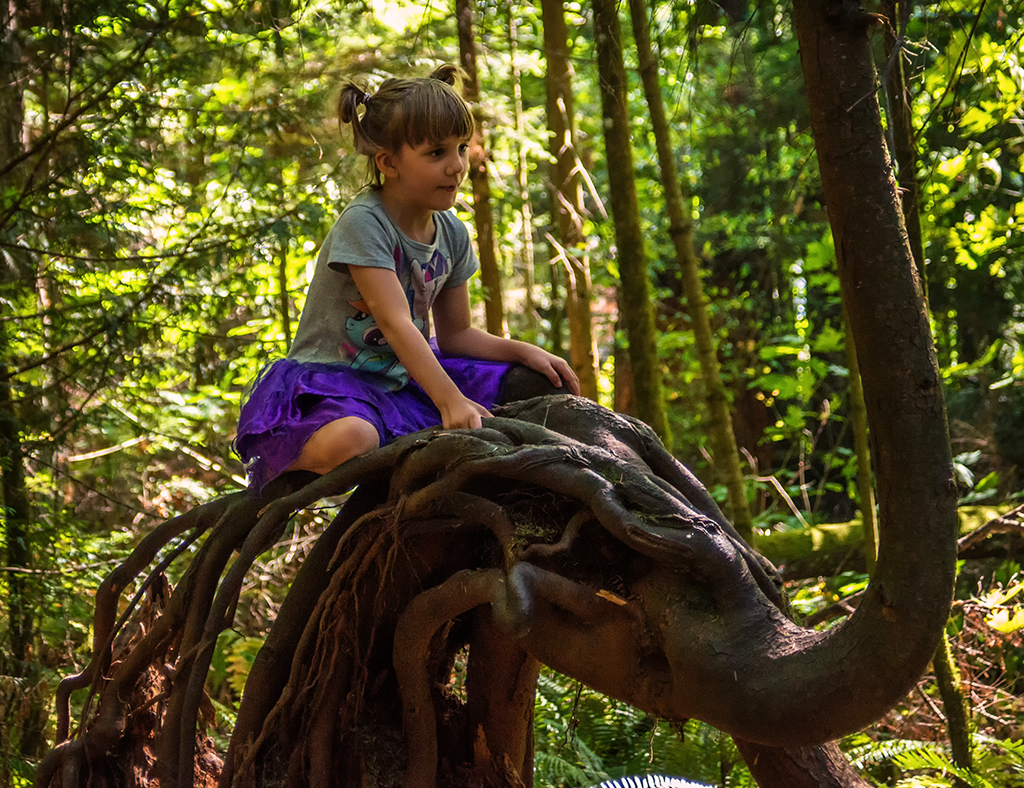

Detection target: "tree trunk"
[456, 0, 507, 338]
[0, 324, 32, 669]
[932, 632, 973, 773]
[628, 0, 753, 543]
[842, 300, 878, 572]
[734, 740, 873, 788]
[591, 0, 670, 445]
[277, 231, 291, 351]
[506, 11, 538, 346]
[0, 1, 49, 762]
[0, 0, 23, 181]
[880, 0, 926, 288]
[540, 0, 599, 399]
[0, 0, 33, 673]
[879, 3, 972, 765]
[756, 505, 1015, 583]
[790, 0, 958, 735]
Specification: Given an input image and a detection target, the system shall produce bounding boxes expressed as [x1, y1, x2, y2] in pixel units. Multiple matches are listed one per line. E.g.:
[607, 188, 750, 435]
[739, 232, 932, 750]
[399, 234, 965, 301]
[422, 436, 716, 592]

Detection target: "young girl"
[235, 65, 580, 494]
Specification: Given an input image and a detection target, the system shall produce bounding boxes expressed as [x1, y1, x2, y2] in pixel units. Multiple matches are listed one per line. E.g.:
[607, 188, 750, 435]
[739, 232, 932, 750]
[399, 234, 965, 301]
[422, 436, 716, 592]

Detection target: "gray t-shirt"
[287, 191, 479, 390]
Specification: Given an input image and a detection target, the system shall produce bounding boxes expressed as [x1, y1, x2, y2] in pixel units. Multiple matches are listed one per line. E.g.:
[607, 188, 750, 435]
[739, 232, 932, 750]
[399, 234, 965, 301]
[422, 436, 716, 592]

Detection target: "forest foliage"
[2, 0, 1024, 785]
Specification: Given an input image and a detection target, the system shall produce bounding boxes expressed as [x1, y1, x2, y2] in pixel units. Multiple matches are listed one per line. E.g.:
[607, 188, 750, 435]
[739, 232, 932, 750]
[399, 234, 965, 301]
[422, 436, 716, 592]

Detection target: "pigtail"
[428, 64, 467, 92]
[337, 83, 377, 157]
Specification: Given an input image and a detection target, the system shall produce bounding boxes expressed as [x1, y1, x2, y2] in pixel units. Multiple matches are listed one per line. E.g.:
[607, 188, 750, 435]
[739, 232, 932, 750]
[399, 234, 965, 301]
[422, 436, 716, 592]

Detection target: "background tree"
[540, 0, 600, 400]
[628, 0, 755, 543]
[591, 0, 670, 446]
[505, 9, 539, 346]
[457, 0, 507, 338]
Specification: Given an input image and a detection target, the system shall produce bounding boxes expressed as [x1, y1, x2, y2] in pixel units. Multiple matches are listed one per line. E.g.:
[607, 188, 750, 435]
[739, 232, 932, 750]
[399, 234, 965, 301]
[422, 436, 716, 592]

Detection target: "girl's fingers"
[552, 359, 581, 395]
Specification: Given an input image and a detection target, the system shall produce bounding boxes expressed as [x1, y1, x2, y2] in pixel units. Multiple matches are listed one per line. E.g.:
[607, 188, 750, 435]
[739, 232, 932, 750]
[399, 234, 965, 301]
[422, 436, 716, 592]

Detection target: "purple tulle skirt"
[235, 350, 513, 495]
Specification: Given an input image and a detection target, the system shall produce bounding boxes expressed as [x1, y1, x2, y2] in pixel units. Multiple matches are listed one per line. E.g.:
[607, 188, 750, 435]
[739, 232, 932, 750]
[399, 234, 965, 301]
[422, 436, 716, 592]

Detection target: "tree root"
[393, 568, 504, 788]
[54, 494, 241, 744]
[43, 398, 840, 788]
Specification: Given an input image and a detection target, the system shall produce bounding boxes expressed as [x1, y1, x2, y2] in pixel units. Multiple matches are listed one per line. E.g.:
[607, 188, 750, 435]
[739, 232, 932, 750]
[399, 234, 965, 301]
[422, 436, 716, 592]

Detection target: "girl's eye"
[458, 144, 469, 154]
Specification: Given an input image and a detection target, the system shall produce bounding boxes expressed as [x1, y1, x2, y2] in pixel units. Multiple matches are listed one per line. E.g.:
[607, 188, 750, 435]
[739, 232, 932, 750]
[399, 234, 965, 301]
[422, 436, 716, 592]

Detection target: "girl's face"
[378, 136, 470, 213]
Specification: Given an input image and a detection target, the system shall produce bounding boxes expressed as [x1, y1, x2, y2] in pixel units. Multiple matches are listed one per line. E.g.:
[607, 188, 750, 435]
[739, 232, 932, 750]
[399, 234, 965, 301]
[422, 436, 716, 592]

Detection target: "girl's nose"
[449, 153, 466, 176]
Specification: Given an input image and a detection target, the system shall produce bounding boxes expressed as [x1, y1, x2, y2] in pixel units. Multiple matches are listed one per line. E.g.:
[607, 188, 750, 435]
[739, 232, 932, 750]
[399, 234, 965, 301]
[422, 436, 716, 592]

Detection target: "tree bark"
[540, 0, 599, 399]
[932, 631, 973, 773]
[506, 11, 538, 346]
[789, 0, 958, 735]
[456, 0, 507, 338]
[628, 0, 753, 543]
[734, 740, 873, 788]
[880, 0, 926, 288]
[842, 300, 878, 572]
[591, 0, 670, 445]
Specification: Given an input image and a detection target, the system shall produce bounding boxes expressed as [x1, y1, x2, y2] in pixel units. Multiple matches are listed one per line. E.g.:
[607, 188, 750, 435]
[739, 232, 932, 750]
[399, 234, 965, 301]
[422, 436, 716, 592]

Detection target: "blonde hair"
[338, 65, 475, 189]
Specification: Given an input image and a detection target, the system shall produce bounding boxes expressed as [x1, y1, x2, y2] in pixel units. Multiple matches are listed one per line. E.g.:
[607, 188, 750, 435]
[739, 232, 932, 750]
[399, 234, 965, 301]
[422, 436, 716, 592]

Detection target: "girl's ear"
[375, 149, 399, 180]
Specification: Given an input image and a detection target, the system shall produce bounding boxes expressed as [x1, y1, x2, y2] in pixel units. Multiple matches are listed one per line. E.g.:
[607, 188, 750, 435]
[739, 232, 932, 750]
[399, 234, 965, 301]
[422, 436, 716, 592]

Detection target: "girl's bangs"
[407, 89, 474, 146]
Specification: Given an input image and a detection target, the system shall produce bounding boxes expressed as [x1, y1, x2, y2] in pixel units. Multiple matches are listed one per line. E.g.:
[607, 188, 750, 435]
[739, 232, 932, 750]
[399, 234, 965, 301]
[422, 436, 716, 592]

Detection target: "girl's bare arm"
[348, 266, 490, 429]
[432, 284, 580, 395]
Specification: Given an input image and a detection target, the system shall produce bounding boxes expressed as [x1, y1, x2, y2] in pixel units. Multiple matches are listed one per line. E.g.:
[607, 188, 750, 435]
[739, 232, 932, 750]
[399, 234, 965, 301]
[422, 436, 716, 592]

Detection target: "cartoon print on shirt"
[339, 245, 452, 384]
[410, 249, 451, 322]
[342, 306, 401, 378]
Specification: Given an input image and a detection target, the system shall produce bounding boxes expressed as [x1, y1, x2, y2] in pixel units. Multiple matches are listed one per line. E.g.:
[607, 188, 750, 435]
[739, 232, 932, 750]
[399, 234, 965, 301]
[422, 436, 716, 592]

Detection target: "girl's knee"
[345, 418, 381, 455]
[291, 417, 380, 474]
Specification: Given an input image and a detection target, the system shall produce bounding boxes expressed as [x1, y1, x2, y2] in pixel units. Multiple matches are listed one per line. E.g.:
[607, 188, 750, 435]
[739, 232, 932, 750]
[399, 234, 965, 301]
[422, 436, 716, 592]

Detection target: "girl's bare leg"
[286, 417, 381, 475]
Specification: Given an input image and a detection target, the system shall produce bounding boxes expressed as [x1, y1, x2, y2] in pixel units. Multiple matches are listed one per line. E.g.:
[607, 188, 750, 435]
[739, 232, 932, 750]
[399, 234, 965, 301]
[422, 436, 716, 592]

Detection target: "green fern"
[533, 669, 755, 787]
[534, 748, 609, 788]
[972, 733, 1024, 767]
[846, 733, 1024, 788]
[893, 747, 993, 788]
[534, 672, 610, 787]
[892, 777, 959, 788]
[847, 735, 938, 768]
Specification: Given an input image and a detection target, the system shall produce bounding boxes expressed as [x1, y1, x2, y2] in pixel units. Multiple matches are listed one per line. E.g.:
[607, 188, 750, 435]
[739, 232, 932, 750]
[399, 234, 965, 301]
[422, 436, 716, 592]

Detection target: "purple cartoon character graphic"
[338, 247, 453, 388]
[410, 250, 450, 322]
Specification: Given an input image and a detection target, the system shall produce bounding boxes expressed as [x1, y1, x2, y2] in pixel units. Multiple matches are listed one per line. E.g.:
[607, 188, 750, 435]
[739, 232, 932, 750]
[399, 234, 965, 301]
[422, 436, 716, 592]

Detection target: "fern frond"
[534, 748, 607, 787]
[893, 776, 956, 788]
[972, 734, 1024, 764]
[848, 737, 939, 768]
[589, 776, 711, 787]
[894, 747, 994, 788]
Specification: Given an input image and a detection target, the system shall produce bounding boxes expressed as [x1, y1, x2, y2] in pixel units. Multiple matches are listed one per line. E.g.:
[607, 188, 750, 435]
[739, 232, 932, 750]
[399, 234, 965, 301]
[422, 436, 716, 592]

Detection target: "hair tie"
[362, 92, 371, 105]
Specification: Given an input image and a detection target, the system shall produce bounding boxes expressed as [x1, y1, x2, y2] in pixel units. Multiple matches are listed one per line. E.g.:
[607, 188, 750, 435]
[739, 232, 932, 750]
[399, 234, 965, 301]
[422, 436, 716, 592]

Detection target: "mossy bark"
[540, 0, 599, 399]
[591, 0, 670, 446]
[933, 631, 973, 774]
[628, 0, 753, 543]
[456, 0, 506, 338]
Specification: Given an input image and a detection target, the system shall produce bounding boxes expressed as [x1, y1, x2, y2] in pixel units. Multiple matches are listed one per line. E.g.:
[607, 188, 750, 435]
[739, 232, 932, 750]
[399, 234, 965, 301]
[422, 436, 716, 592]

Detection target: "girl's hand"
[438, 394, 491, 430]
[518, 344, 582, 396]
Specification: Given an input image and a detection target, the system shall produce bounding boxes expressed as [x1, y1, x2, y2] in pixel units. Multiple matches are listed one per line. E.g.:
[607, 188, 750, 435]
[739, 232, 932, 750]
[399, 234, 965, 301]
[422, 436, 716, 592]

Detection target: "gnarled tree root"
[39, 396, 931, 788]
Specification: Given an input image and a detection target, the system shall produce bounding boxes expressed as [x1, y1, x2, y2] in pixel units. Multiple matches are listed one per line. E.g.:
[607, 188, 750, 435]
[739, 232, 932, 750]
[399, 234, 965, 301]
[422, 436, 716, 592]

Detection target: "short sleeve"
[324, 204, 400, 276]
[438, 211, 479, 288]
